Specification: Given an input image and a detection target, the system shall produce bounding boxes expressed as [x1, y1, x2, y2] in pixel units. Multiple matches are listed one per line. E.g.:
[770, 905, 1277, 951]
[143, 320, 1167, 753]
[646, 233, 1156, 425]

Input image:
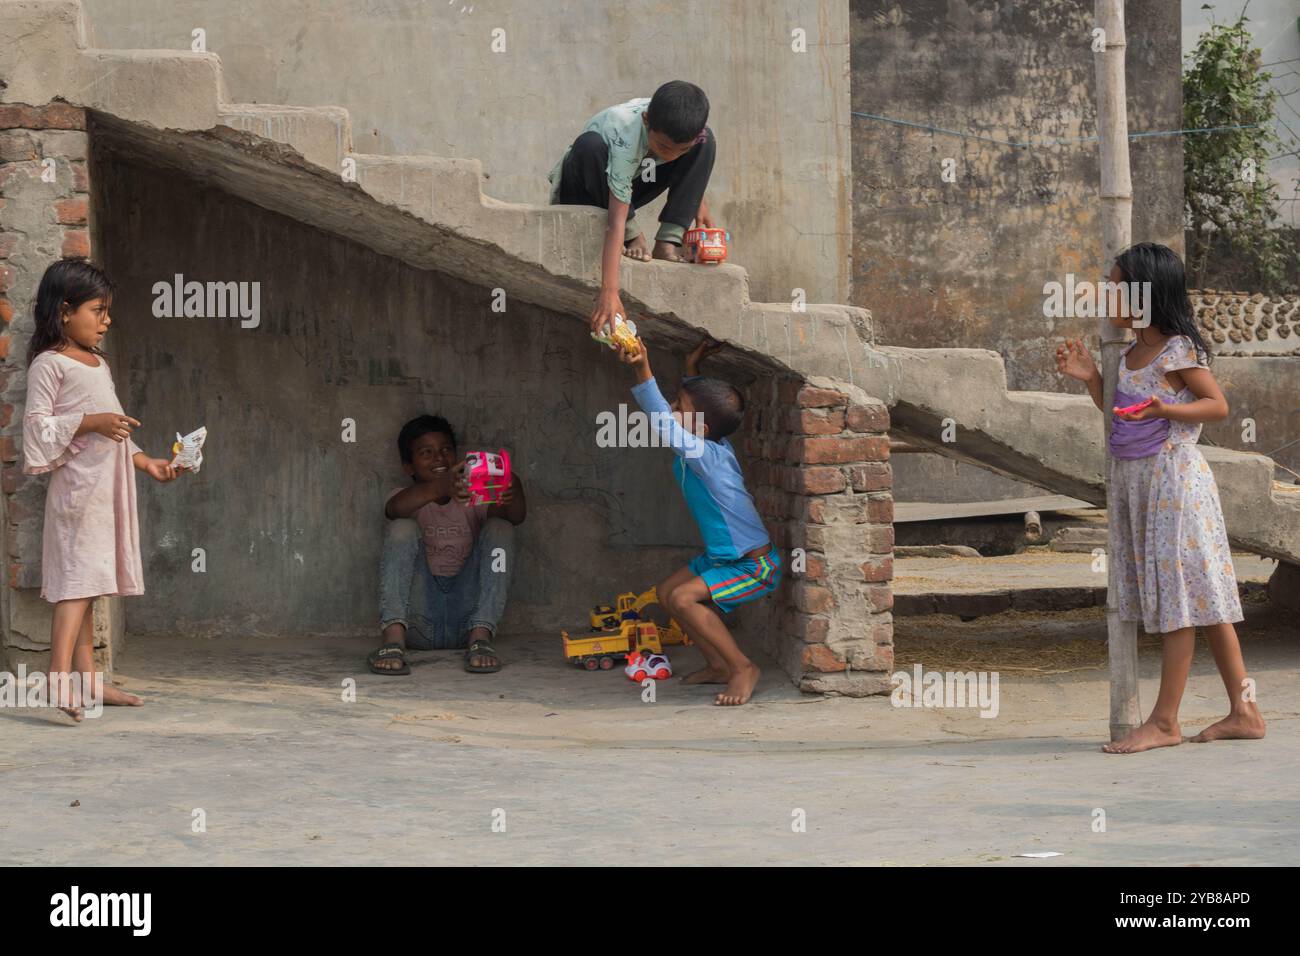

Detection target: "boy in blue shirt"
[616, 336, 780, 706]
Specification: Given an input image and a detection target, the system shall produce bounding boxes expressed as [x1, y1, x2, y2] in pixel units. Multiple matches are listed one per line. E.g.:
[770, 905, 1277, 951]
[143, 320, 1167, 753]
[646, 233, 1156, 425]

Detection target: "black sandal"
[464, 638, 502, 674]
[368, 642, 410, 676]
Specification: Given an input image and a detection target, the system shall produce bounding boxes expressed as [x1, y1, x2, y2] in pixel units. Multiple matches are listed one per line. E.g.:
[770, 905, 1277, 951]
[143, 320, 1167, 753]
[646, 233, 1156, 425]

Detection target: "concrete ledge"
[221, 104, 351, 172]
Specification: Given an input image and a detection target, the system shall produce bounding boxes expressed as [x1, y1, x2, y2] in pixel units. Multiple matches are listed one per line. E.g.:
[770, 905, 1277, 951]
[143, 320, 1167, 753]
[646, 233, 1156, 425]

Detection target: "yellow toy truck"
[562, 621, 661, 670]
[565, 586, 691, 670]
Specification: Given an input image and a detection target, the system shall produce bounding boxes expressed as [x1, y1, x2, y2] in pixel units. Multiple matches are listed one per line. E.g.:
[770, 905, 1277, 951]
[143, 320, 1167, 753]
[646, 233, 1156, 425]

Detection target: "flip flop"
[464, 638, 502, 674]
[368, 642, 410, 676]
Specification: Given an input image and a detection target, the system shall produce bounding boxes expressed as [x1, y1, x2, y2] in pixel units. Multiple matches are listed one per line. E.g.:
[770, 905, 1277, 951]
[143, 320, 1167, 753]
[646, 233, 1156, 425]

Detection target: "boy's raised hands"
[617, 336, 653, 383]
[687, 336, 723, 375]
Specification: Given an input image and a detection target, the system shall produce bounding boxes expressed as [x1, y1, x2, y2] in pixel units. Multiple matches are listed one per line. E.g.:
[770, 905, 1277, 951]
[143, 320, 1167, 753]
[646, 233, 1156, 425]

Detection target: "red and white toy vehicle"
[624, 650, 672, 681]
[683, 227, 729, 264]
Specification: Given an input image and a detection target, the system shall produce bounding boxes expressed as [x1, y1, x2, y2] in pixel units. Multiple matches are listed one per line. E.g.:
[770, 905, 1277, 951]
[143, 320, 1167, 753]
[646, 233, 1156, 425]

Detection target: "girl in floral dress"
[1056, 243, 1265, 754]
[22, 259, 184, 721]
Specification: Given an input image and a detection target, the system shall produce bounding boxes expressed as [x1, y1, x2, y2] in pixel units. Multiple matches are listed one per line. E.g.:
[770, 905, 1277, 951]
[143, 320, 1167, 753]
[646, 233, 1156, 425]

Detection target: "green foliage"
[1183, 8, 1298, 292]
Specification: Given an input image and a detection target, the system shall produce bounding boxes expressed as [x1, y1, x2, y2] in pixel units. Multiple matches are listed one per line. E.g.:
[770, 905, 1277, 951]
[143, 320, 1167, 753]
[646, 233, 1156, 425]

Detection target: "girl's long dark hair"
[1112, 242, 1211, 365]
[26, 258, 116, 367]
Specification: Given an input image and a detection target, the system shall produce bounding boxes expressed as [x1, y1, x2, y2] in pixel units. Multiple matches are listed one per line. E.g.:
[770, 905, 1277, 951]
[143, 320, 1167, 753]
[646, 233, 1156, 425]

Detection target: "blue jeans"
[378, 516, 514, 649]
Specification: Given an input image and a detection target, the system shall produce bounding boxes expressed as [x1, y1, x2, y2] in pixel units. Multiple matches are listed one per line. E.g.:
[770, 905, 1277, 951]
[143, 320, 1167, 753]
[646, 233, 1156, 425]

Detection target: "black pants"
[556, 128, 715, 243]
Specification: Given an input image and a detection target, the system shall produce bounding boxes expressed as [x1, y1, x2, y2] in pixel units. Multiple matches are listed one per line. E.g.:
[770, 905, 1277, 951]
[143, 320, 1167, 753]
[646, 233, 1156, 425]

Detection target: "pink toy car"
[464, 449, 511, 505]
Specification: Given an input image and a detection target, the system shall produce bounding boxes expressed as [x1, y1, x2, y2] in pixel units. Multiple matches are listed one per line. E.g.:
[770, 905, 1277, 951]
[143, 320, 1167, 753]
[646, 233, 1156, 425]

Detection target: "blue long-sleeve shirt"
[630, 377, 771, 562]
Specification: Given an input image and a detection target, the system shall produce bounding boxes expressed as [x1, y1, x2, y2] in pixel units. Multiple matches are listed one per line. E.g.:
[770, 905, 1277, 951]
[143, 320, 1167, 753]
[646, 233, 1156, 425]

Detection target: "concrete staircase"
[4, 0, 1298, 567]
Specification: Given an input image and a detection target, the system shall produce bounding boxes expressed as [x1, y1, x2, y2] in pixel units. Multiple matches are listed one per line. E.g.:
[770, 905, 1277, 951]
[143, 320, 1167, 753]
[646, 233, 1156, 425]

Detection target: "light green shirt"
[549, 97, 658, 207]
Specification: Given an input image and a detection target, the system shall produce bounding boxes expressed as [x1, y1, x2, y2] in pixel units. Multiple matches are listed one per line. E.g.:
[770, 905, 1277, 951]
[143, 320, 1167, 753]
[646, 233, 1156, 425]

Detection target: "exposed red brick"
[793, 582, 834, 615]
[791, 435, 888, 465]
[802, 497, 826, 524]
[860, 556, 894, 583]
[865, 496, 893, 524]
[788, 407, 845, 435]
[787, 610, 829, 644]
[0, 336, 9, 361]
[847, 462, 892, 492]
[782, 465, 846, 495]
[0, 103, 86, 131]
[0, 433, 15, 461]
[796, 385, 849, 408]
[0, 297, 13, 324]
[0, 233, 16, 259]
[846, 403, 890, 433]
[54, 197, 87, 225]
[866, 585, 893, 612]
[61, 229, 89, 258]
[800, 552, 827, 581]
[2, 463, 20, 494]
[802, 643, 846, 672]
[0, 263, 13, 293]
[866, 525, 894, 554]
[0, 130, 38, 162]
[763, 435, 790, 461]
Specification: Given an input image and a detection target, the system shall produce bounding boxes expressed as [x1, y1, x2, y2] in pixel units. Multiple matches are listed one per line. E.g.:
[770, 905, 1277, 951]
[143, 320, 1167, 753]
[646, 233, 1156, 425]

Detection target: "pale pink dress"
[22, 350, 144, 603]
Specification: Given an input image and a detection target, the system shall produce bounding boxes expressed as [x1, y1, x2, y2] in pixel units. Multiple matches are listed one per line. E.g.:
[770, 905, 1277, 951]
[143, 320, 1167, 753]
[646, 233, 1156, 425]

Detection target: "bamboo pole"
[1094, 0, 1141, 741]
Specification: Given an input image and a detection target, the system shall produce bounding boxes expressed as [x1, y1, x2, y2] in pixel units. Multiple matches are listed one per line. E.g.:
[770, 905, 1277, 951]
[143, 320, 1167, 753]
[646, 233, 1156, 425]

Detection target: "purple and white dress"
[1107, 335, 1242, 634]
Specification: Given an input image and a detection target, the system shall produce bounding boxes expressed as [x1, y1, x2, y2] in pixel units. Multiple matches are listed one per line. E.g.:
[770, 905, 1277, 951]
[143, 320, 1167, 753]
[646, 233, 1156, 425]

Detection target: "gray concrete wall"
[91, 150, 720, 638]
[849, 0, 1186, 391]
[1203, 356, 1300, 476]
[79, 0, 853, 306]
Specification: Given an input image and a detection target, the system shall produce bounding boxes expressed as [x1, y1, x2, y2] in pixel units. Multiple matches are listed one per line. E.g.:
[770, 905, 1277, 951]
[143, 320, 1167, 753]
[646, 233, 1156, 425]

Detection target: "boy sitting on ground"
[368, 415, 526, 676]
[614, 336, 780, 706]
[549, 81, 717, 335]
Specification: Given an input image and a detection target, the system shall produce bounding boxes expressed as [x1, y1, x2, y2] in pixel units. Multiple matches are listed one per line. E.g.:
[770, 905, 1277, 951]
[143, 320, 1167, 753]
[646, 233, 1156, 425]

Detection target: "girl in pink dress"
[1056, 243, 1265, 754]
[22, 259, 183, 721]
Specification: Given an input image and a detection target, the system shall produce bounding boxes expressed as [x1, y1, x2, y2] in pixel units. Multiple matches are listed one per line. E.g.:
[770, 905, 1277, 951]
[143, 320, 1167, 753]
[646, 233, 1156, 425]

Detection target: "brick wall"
[738, 374, 894, 696]
[0, 102, 120, 674]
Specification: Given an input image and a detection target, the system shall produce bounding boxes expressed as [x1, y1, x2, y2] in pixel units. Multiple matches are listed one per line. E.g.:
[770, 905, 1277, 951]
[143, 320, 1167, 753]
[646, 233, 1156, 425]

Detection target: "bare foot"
[715, 662, 760, 706]
[53, 683, 83, 723]
[101, 684, 144, 707]
[1191, 711, 1266, 742]
[1102, 719, 1183, 754]
[622, 234, 651, 261]
[681, 665, 728, 686]
[652, 240, 687, 262]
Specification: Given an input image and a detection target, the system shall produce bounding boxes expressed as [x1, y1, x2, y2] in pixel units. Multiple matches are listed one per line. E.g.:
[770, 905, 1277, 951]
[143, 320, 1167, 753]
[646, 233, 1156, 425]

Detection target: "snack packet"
[592, 314, 640, 357]
[170, 426, 207, 473]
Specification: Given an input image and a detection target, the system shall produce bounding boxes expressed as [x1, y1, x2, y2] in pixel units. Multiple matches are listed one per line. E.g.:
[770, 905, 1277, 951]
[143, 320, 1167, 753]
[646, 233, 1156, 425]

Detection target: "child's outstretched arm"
[591, 199, 632, 336]
[618, 338, 709, 464]
[1055, 338, 1104, 411]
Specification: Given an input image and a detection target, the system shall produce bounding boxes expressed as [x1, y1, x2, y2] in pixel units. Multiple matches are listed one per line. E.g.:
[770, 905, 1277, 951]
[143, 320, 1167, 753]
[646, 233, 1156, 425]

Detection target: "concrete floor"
[3, 598, 1297, 866]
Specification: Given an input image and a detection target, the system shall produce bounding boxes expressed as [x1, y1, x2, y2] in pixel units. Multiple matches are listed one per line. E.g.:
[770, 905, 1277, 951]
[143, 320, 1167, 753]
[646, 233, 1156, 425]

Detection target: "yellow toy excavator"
[587, 586, 691, 646]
